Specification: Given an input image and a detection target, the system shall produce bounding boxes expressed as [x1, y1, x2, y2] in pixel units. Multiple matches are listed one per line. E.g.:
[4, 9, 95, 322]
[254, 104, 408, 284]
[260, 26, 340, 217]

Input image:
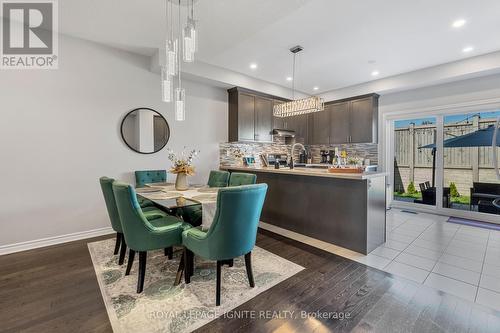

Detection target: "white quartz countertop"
[221, 166, 388, 180]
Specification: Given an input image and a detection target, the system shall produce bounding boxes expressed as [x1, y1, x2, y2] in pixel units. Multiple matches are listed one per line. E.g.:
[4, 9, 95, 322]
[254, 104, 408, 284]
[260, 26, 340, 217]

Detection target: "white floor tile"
[391, 227, 423, 238]
[444, 245, 486, 261]
[412, 238, 448, 252]
[483, 252, 500, 264]
[404, 244, 443, 261]
[385, 261, 430, 283]
[487, 239, 500, 249]
[432, 262, 481, 285]
[371, 246, 400, 260]
[395, 252, 436, 271]
[479, 274, 500, 294]
[382, 239, 410, 251]
[482, 263, 500, 279]
[354, 254, 391, 270]
[387, 232, 416, 244]
[424, 273, 477, 301]
[454, 233, 489, 245]
[476, 288, 500, 312]
[439, 253, 483, 272]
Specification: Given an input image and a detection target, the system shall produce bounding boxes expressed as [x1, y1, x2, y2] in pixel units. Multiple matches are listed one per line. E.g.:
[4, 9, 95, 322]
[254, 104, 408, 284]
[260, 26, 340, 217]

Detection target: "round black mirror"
[120, 108, 170, 154]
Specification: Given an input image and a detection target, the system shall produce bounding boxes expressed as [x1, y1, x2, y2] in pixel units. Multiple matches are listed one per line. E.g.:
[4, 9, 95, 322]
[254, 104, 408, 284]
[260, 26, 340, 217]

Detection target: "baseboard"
[0, 227, 115, 256]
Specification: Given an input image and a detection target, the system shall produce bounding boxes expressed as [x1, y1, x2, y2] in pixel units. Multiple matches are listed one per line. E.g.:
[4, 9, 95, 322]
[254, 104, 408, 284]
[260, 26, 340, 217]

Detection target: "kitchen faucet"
[289, 142, 305, 169]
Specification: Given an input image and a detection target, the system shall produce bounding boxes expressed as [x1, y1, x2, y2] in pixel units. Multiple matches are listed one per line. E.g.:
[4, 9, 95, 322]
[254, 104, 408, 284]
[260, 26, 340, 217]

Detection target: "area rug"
[88, 239, 304, 333]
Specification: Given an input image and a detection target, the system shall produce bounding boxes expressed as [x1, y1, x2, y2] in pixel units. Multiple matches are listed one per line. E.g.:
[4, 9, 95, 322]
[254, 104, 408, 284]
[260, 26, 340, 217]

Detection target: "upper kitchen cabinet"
[309, 108, 330, 144]
[327, 94, 379, 144]
[286, 114, 309, 144]
[329, 102, 350, 144]
[348, 95, 378, 143]
[228, 87, 286, 142]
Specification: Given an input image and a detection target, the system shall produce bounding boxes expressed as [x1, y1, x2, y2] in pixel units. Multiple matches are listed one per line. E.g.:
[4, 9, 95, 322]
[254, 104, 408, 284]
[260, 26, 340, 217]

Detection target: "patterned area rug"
[88, 239, 304, 333]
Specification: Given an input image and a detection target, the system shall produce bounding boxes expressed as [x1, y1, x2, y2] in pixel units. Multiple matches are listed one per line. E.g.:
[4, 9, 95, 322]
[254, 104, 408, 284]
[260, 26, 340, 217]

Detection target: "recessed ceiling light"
[249, 63, 257, 69]
[286, 76, 293, 81]
[462, 46, 474, 53]
[313, 86, 319, 91]
[371, 70, 379, 76]
[452, 19, 466, 28]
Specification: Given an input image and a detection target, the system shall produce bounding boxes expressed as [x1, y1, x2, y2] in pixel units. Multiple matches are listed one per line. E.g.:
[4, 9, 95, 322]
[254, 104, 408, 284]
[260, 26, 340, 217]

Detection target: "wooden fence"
[394, 116, 499, 194]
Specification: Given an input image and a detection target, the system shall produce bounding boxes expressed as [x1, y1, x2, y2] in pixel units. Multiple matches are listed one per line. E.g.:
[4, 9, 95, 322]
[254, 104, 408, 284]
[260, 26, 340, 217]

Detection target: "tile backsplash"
[220, 137, 378, 167]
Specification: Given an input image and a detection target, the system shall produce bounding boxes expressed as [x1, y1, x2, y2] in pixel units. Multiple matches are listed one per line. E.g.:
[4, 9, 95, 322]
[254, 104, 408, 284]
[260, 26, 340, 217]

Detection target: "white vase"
[175, 172, 189, 191]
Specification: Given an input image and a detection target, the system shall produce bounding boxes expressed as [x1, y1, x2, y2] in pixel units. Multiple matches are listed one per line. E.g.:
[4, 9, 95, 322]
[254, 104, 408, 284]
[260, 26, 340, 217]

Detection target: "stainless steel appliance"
[266, 154, 289, 167]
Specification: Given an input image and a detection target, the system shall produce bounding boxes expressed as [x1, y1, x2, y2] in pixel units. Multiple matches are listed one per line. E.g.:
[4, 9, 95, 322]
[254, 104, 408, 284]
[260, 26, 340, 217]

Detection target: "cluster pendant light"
[162, 0, 197, 121]
[273, 46, 325, 118]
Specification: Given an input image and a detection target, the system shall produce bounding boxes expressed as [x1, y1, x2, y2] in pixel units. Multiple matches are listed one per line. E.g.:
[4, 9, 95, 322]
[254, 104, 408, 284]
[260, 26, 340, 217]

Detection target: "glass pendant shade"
[161, 67, 173, 103]
[166, 39, 178, 77]
[175, 88, 185, 121]
[182, 19, 196, 62]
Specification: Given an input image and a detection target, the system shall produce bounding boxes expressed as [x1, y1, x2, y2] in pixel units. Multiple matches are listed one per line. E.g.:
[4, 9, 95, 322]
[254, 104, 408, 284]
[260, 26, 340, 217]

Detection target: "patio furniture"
[470, 182, 500, 210]
[478, 200, 500, 214]
[414, 187, 450, 207]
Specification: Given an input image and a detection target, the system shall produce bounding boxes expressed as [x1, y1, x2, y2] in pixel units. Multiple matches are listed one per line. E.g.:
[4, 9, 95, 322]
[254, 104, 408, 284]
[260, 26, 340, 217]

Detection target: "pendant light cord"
[178, 0, 181, 88]
[292, 51, 296, 100]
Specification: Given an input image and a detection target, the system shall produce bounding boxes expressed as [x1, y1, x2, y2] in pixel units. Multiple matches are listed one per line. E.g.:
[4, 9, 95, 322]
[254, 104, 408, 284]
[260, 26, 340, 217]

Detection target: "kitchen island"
[221, 166, 387, 254]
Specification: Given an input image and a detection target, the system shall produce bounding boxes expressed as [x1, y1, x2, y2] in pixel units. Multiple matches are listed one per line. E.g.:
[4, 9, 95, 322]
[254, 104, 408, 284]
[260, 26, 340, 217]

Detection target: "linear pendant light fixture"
[162, 0, 197, 121]
[273, 46, 324, 118]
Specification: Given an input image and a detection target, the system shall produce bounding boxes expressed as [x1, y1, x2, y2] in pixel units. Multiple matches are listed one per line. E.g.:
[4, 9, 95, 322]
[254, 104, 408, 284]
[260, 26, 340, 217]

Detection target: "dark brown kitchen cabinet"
[327, 94, 379, 144]
[349, 96, 377, 143]
[286, 114, 309, 144]
[254, 96, 273, 142]
[228, 87, 287, 142]
[237, 93, 256, 141]
[329, 102, 350, 144]
[309, 109, 330, 144]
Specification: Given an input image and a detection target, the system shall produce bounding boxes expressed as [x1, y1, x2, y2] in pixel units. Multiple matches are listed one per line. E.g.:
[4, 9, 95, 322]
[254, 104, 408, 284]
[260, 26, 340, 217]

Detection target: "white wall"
[0, 34, 227, 250]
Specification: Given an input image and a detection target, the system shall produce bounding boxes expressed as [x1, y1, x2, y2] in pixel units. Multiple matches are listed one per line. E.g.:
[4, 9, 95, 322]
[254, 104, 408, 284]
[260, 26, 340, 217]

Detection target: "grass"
[450, 195, 470, 205]
[394, 192, 471, 205]
[394, 192, 421, 200]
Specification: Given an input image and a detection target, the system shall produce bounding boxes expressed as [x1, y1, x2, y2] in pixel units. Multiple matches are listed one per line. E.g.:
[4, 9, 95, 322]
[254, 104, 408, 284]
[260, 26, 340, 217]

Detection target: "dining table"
[135, 183, 219, 230]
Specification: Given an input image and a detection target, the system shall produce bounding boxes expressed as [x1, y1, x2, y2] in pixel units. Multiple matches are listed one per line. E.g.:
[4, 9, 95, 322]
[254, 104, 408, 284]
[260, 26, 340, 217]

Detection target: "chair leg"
[189, 250, 194, 277]
[113, 232, 121, 255]
[118, 234, 127, 265]
[228, 259, 233, 267]
[174, 252, 185, 286]
[216, 261, 222, 306]
[184, 248, 191, 284]
[244, 252, 255, 288]
[164, 246, 173, 260]
[137, 252, 147, 293]
[125, 249, 135, 276]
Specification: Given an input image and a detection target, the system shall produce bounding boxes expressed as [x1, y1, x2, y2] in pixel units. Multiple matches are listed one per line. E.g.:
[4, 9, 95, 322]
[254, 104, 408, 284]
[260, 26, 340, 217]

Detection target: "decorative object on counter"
[167, 147, 199, 190]
[328, 166, 364, 174]
[243, 156, 255, 166]
[120, 108, 170, 154]
[273, 46, 324, 117]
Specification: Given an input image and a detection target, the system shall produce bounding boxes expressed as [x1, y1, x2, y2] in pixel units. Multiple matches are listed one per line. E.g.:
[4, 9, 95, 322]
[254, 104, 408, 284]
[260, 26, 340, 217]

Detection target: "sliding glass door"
[390, 109, 500, 221]
[442, 111, 500, 216]
[393, 117, 437, 207]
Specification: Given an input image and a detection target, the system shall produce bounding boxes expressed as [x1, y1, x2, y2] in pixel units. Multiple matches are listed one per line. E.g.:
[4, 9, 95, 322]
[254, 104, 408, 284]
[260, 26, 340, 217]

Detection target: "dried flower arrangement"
[167, 147, 200, 175]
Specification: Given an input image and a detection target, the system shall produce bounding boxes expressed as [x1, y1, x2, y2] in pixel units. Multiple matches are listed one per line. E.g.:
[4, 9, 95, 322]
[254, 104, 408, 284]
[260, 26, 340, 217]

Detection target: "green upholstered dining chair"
[228, 172, 257, 186]
[134, 170, 167, 187]
[179, 170, 230, 226]
[182, 183, 268, 306]
[135, 170, 168, 208]
[112, 182, 192, 293]
[207, 170, 230, 188]
[100, 177, 170, 265]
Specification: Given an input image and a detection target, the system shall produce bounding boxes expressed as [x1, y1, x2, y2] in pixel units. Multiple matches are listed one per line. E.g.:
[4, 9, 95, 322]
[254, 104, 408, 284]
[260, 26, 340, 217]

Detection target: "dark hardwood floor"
[2, 230, 500, 333]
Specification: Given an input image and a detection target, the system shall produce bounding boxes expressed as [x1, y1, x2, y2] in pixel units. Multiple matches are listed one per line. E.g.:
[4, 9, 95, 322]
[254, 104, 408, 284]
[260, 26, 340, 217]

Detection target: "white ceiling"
[58, 0, 500, 94]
